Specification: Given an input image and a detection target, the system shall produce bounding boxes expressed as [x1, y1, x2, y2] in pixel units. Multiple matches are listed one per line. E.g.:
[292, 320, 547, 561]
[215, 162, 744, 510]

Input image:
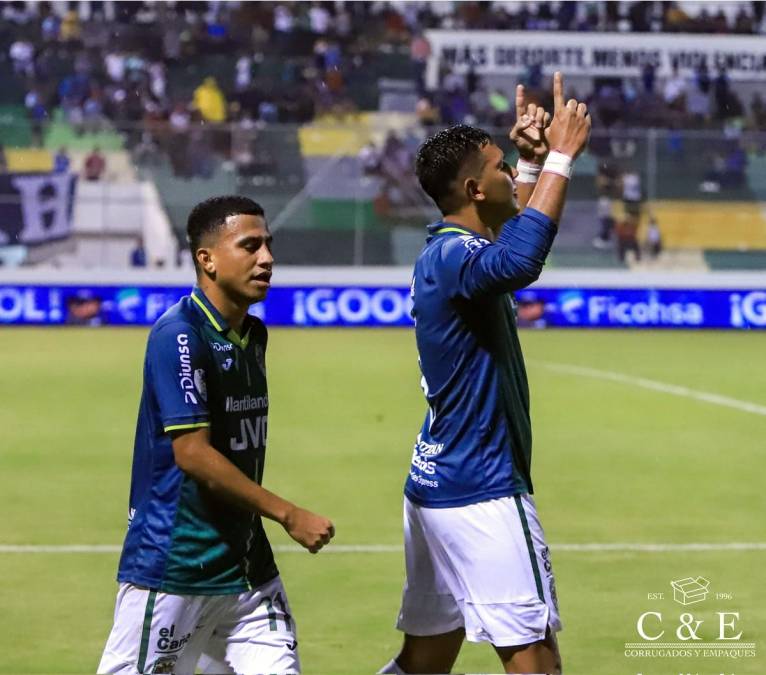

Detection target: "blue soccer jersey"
[117, 287, 277, 595]
[405, 207, 557, 508]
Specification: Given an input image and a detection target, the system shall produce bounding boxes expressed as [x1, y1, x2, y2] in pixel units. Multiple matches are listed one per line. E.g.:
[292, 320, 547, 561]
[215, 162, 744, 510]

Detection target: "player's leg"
[379, 497, 465, 674]
[494, 626, 561, 674]
[491, 494, 563, 674]
[381, 629, 465, 674]
[195, 639, 235, 675]
[197, 575, 300, 675]
[98, 584, 215, 674]
[418, 494, 563, 675]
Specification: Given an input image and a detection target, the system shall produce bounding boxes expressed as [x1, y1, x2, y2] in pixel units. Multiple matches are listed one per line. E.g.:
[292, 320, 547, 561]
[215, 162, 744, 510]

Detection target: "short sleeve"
[147, 322, 210, 433]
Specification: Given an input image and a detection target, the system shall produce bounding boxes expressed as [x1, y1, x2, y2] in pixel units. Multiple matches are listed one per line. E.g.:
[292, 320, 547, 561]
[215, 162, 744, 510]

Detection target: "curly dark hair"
[415, 125, 493, 215]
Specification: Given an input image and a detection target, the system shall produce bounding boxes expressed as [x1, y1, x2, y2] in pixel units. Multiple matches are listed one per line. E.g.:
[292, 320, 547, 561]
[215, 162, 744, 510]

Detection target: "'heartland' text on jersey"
[405, 207, 557, 508]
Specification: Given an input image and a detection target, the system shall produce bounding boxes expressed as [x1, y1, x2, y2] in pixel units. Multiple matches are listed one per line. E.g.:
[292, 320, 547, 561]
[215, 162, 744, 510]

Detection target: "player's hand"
[283, 505, 335, 554]
[545, 71, 591, 159]
[509, 84, 551, 163]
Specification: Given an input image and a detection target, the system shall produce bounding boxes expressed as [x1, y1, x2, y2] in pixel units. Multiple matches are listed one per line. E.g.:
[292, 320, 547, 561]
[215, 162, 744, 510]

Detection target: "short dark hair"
[187, 195, 265, 264]
[415, 125, 492, 214]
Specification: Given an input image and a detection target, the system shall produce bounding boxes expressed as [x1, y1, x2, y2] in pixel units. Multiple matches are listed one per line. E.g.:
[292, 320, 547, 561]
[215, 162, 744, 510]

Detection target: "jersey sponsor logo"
[410, 450, 436, 475]
[414, 433, 444, 457]
[210, 341, 233, 352]
[230, 415, 268, 452]
[176, 333, 198, 404]
[156, 624, 192, 654]
[193, 368, 207, 402]
[409, 470, 439, 488]
[410, 434, 443, 477]
[225, 394, 268, 412]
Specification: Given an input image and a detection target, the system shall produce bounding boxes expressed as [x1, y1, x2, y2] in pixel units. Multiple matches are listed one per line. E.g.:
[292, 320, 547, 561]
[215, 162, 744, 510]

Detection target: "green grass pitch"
[0, 328, 764, 674]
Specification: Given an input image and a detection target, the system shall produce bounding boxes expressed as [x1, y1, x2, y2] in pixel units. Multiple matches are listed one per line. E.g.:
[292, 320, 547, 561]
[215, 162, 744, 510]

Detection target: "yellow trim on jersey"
[164, 422, 210, 433]
[191, 291, 251, 349]
[191, 292, 224, 332]
[435, 226, 473, 236]
[226, 328, 250, 350]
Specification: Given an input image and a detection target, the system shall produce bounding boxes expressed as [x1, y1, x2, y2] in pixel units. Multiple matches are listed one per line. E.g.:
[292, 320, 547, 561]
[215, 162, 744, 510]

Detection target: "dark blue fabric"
[118, 295, 207, 587]
[404, 208, 557, 508]
[117, 289, 278, 593]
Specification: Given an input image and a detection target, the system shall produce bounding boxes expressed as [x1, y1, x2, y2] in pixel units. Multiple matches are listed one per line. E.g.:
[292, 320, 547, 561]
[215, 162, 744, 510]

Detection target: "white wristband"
[542, 151, 574, 180]
[515, 158, 542, 184]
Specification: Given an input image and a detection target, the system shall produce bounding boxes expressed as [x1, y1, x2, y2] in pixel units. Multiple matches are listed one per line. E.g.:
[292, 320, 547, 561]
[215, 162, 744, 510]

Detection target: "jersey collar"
[426, 221, 475, 241]
[190, 286, 252, 349]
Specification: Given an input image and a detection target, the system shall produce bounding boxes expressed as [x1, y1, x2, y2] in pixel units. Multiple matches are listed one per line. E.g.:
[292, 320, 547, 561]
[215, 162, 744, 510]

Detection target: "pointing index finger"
[515, 83, 526, 119]
[553, 71, 564, 111]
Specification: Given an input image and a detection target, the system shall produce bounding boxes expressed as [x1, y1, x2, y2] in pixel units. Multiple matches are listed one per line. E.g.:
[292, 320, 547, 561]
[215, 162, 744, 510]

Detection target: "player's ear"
[196, 247, 215, 276]
[464, 176, 485, 203]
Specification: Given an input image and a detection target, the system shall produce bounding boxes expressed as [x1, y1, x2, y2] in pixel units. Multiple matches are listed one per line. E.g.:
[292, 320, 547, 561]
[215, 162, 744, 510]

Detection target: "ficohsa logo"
[116, 288, 141, 321]
[558, 291, 584, 323]
[587, 293, 703, 327]
[730, 292, 766, 327]
[292, 288, 414, 326]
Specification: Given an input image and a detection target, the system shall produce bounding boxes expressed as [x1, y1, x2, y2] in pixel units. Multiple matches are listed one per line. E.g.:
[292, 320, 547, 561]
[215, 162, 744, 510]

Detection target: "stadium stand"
[0, 1, 765, 268]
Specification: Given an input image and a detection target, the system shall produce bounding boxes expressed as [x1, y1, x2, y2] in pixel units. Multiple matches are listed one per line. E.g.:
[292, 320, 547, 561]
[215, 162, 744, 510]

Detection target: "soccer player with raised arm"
[99, 196, 334, 674]
[379, 73, 591, 675]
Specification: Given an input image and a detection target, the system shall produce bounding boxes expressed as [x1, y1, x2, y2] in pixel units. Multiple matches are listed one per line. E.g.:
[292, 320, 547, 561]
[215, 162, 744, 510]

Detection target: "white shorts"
[396, 494, 562, 647]
[98, 575, 299, 674]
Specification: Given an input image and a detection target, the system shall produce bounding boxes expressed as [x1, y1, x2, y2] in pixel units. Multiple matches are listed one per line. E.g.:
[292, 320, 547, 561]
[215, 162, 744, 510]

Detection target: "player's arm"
[171, 428, 334, 554]
[444, 73, 591, 297]
[147, 322, 333, 553]
[509, 83, 550, 210]
[525, 72, 591, 223]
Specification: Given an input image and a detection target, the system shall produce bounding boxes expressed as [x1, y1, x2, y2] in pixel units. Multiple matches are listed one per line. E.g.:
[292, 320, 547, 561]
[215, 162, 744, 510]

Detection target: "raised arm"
[441, 73, 591, 298]
[509, 83, 551, 210]
[526, 71, 591, 223]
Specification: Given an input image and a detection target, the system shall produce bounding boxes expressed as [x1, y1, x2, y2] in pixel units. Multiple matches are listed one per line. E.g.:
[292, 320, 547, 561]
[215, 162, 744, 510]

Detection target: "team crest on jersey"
[149, 655, 177, 673]
[459, 235, 489, 252]
[193, 368, 207, 402]
[254, 345, 266, 376]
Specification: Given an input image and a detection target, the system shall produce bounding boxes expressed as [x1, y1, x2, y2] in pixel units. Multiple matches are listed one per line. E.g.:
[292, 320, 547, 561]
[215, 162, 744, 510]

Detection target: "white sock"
[377, 658, 406, 674]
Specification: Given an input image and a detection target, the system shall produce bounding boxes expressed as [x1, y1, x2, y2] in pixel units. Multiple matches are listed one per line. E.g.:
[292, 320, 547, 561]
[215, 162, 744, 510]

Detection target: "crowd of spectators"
[2, 0, 766, 184]
[424, 59, 766, 135]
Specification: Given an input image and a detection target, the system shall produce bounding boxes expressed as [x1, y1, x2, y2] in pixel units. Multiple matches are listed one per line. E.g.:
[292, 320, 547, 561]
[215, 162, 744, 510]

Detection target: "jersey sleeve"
[436, 207, 557, 299]
[146, 322, 211, 433]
